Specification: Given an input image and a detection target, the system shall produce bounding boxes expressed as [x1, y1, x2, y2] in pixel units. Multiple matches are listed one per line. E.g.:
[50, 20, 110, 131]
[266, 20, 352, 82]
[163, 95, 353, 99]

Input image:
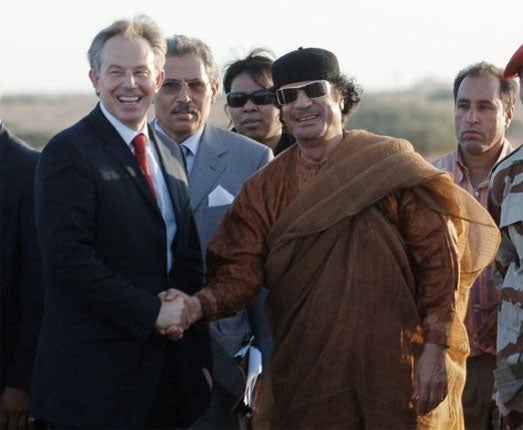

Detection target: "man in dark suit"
[30, 15, 210, 429]
[153, 35, 272, 429]
[0, 117, 44, 429]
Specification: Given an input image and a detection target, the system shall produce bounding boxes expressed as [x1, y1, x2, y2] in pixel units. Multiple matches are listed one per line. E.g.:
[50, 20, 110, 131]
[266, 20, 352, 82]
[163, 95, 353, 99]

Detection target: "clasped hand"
[155, 289, 200, 341]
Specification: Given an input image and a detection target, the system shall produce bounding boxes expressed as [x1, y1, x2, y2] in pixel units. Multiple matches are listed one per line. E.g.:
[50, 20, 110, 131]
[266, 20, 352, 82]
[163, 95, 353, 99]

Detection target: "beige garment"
[198, 130, 500, 429]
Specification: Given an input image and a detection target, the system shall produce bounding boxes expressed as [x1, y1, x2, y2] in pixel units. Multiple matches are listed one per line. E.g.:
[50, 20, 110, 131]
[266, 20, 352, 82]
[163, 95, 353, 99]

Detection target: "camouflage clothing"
[488, 145, 523, 419]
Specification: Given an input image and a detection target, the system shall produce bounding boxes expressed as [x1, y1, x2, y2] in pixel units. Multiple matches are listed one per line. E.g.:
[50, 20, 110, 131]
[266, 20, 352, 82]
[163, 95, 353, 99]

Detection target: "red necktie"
[132, 133, 157, 199]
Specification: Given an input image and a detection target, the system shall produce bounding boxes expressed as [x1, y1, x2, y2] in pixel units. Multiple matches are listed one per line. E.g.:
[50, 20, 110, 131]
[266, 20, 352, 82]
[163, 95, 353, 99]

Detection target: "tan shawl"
[253, 130, 499, 429]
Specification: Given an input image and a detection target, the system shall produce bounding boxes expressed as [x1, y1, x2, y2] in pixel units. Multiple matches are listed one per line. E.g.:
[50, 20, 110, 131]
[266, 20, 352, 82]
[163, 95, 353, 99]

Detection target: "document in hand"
[242, 345, 262, 408]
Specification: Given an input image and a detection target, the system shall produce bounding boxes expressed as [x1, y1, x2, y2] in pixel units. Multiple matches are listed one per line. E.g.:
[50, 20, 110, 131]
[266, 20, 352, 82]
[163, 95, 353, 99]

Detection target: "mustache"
[171, 103, 198, 115]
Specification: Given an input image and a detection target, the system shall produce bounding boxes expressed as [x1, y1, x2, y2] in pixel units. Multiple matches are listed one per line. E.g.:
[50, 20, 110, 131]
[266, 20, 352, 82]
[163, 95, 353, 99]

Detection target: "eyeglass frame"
[159, 78, 212, 95]
[275, 80, 331, 105]
[226, 89, 276, 108]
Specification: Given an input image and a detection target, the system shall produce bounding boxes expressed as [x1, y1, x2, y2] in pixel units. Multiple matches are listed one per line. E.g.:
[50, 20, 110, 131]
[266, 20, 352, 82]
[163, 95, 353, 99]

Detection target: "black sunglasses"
[226, 89, 275, 108]
[276, 80, 331, 105]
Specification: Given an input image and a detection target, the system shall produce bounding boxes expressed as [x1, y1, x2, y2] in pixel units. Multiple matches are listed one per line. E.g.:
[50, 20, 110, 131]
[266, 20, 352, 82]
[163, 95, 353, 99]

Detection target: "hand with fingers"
[412, 342, 448, 416]
[155, 290, 190, 341]
[156, 289, 205, 341]
[0, 386, 34, 430]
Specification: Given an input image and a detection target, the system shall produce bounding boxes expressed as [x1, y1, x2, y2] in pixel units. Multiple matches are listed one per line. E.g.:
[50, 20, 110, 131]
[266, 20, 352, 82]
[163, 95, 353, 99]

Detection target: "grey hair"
[87, 15, 166, 74]
[165, 34, 220, 83]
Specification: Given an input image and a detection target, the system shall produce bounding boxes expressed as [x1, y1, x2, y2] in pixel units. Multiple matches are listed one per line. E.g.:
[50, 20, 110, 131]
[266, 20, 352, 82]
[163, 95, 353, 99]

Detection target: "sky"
[1, 0, 522, 95]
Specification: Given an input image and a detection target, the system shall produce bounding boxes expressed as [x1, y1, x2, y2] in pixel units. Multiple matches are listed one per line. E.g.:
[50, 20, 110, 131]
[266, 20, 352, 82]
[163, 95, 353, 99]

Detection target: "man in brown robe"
[159, 47, 500, 429]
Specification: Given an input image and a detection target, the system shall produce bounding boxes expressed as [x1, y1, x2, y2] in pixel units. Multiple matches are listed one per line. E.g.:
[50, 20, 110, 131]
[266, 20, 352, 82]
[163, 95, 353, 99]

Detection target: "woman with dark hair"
[223, 48, 295, 155]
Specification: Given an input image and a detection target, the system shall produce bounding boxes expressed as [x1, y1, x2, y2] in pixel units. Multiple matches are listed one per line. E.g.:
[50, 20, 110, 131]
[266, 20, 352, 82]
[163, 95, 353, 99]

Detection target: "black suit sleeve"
[1, 141, 44, 392]
[35, 136, 161, 340]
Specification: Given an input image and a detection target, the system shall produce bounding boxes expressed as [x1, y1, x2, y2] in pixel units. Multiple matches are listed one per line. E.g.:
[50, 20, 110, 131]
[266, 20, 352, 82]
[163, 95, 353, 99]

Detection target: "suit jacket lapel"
[148, 125, 187, 219]
[86, 106, 159, 211]
[189, 125, 227, 211]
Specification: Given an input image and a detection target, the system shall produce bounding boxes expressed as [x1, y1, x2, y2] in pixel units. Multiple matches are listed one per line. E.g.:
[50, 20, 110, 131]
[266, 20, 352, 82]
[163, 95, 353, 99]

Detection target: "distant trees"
[4, 83, 522, 154]
[348, 82, 523, 157]
[348, 88, 456, 157]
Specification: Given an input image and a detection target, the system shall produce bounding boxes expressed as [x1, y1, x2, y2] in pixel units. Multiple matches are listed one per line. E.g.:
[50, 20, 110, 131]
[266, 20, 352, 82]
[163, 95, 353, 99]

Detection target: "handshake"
[154, 288, 203, 341]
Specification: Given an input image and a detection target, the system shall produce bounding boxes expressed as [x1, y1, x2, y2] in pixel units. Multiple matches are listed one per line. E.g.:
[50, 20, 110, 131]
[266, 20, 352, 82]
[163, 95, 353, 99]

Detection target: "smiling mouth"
[118, 95, 142, 105]
[296, 114, 318, 122]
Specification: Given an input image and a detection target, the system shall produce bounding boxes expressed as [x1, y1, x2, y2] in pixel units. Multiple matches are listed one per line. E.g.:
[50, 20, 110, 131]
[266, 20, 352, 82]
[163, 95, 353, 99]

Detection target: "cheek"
[155, 96, 172, 116]
[260, 106, 279, 123]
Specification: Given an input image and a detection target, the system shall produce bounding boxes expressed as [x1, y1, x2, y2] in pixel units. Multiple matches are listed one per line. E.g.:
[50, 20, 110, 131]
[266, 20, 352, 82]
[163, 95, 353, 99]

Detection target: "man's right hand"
[158, 289, 204, 341]
[155, 293, 189, 339]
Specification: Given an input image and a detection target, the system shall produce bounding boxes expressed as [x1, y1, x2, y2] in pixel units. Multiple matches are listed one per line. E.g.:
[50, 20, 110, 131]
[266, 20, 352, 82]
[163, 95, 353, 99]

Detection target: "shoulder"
[208, 125, 268, 148]
[245, 144, 296, 184]
[204, 125, 272, 158]
[431, 150, 457, 171]
[0, 126, 39, 170]
[492, 144, 523, 177]
[41, 108, 103, 156]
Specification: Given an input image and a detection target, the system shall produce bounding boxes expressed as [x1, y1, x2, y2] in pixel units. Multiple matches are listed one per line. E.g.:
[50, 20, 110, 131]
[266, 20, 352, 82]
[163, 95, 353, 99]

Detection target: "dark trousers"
[463, 354, 499, 430]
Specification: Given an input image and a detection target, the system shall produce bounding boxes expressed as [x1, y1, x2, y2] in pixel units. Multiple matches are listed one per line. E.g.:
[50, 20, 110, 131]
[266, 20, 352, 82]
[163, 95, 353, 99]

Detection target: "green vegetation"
[348, 92, 456, 157]
[3, 85, 523, 156]
[348, 82, 523, 157]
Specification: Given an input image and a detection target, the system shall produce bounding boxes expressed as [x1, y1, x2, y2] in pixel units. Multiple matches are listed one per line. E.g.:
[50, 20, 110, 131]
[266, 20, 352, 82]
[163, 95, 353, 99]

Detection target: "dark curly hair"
[329, 74, 362, 117]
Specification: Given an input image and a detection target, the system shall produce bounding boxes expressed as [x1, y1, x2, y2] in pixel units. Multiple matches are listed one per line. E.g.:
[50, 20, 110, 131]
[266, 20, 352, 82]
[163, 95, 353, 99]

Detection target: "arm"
[195, 178, 271, 321]
[7, 150, 43, 391]
[397, 189, 460, 415]
[35, 135, 161, 340]
[1, 147, 40, 430]
[161, 177, 271, 333]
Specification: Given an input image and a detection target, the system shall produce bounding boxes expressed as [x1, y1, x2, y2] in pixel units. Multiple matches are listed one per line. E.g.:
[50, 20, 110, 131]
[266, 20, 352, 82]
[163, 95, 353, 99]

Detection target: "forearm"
[399, 189, 459, 345]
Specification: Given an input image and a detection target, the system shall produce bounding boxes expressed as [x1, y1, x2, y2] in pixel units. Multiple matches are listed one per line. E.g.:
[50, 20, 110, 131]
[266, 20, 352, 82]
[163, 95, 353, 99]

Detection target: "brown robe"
[197, 130, 500, 429]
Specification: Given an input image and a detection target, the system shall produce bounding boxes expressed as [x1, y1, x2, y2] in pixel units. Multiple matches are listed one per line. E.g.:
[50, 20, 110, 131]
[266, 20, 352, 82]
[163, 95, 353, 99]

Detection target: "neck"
[297, 131, 344, 164]
[261, 133, 282, 151]
[460, 142, 504, 188]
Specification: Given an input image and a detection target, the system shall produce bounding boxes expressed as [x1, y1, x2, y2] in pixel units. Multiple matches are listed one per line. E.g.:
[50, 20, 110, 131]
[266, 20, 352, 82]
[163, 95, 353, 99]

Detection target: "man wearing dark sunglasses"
[152, 35, 273, 430]
[160, 47, 500, 429]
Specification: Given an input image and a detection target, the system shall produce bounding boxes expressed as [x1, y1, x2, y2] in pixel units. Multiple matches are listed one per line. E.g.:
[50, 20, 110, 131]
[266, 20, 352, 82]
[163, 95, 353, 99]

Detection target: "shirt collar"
[152, 118, 205, 156]
[100, 103, 149, 147]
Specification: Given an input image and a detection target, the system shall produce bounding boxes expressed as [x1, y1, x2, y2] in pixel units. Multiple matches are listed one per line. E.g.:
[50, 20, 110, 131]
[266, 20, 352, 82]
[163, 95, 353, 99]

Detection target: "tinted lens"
[303, 81, 329, 98]
[276, 88, 298, 105]
[250, 90, 275, 105]
[227, 90, 275, 108]
[161, 79, 209, 95]
[276, 80, 330, 105]
[227, 93, 248, 108]
[161, 80, 182, 94]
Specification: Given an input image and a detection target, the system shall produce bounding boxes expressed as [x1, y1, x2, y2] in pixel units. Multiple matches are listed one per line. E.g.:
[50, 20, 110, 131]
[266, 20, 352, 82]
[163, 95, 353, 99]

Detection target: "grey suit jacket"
[158, 123, 273, 397]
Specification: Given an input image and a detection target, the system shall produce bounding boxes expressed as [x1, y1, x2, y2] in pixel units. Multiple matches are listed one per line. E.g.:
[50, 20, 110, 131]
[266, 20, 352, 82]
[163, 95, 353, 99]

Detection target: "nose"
[121, 72, 137, 89]
[465, 108, 479, 123]
[176, 82, 191, 101]
[293, 90, 313, 107]
[243, 98, 258, 111]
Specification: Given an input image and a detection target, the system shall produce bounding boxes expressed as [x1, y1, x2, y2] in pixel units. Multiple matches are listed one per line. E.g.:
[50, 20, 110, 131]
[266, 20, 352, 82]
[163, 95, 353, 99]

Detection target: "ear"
[505, 104, 514, 129]
[154, 69, 165, 93]
[210, 82, 219, 104]
[88, 69, 100, 96]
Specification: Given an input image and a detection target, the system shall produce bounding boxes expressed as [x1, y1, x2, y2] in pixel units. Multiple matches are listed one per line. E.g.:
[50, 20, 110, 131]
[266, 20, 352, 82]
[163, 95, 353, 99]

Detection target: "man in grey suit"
[153, 34, 273, 429]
